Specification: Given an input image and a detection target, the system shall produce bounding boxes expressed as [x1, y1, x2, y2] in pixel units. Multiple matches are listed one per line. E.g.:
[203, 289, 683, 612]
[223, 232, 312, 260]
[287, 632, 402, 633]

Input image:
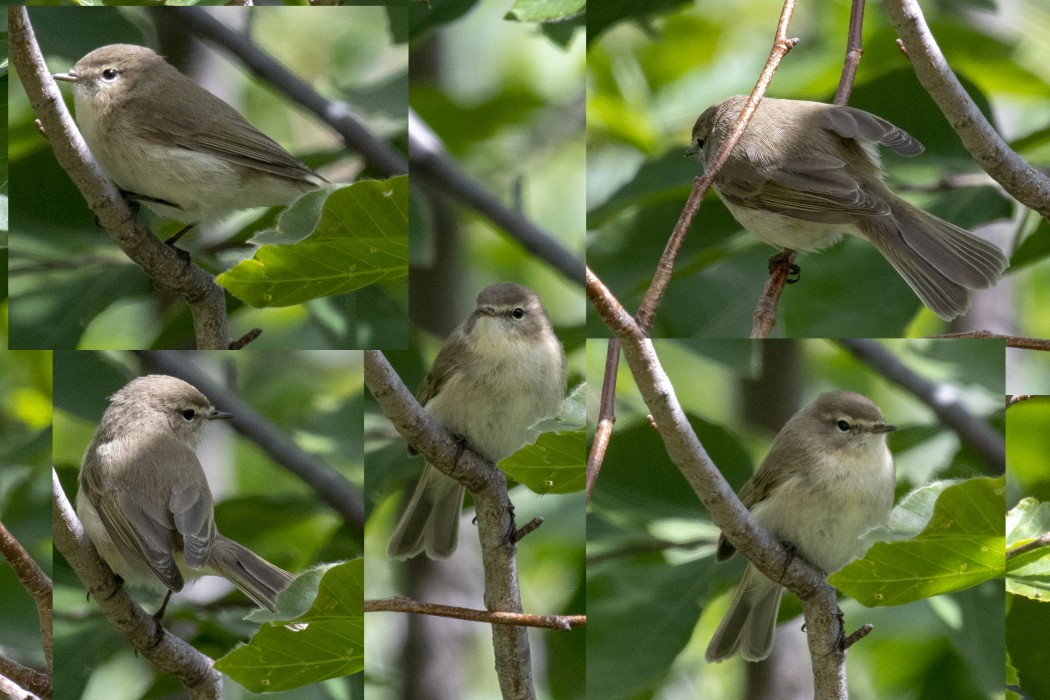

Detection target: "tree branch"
[0, 520, 52, 692]
[52, 471, 223, 699]
[883, 0, 1050, 220]
[408, 111, 585, 288]
[137, 350, 365, 531]
[586, 339, 619, 502]
[936, 331, 1050, 351]
[1006, 531, 1050, 561]
[363, 351, 536, 699]
[9, 8, 231, 350]
[836, 338, 1005, 471]
[364, 597, 585, 631]
[172, 8, 407, 179]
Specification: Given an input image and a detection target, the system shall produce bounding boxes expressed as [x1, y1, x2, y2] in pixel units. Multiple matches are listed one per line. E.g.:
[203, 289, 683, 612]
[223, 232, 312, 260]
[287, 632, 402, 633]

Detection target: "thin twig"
[1006, 532, 1050, 561]
[586, 339, 619, 502]
[833, 0, 866, 105]
[752, 0, 866, 338]
[364, 598, 585, 631]
[934, 331, 1050, 351]
[0, 520, 52, 688]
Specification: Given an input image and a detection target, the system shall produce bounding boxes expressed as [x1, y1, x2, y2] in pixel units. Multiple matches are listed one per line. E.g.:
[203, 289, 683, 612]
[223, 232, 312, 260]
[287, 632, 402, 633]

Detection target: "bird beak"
[208, 410, 234, 421]
[52, 70, 78, 83]
[873, 423, 896, 433]
[684, 145, 698, 157]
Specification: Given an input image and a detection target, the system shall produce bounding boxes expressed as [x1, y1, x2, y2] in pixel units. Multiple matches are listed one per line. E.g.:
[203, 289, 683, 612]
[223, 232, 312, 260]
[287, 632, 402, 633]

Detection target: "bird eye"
[181, 409, 196, 421]
[101, 68, 119, 81]
[512, 307, 525, 319]
[836, 420, 851, 432]
[695, 137, 705, 150]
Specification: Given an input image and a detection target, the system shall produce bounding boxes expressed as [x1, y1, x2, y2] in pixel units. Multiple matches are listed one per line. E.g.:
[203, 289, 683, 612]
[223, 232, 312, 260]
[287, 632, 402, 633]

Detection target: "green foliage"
[217, 178, 409, 308]
[831, 477, 1006, 606]
[216, 560, 364, 692]
[1006, 498, 1050, 599]
[502, 383, 586, 495]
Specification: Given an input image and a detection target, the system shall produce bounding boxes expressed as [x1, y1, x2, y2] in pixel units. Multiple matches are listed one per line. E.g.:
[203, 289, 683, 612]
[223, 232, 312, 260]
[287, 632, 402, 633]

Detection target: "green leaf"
[216, 559, 363, 692]
[501, 384, 586, 495]
[1005, 498, 1050, 600]
[217, 177, 408, 308]
[506, 0, 584, 23]
[830, 476, 1005, 606]
[586, 556, 710, 700]
[501, 430, 585, 495]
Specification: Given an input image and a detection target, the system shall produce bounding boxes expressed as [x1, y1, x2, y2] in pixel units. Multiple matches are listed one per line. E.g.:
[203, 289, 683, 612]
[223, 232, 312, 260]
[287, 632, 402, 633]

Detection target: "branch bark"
[363, 351, 536, 699]
[52, 471, 223, 699]
[883, 0, 1050, 220]
[9, 7, 231, 349]
[365, 597, 585, 631]
[0, 520, 52, 697]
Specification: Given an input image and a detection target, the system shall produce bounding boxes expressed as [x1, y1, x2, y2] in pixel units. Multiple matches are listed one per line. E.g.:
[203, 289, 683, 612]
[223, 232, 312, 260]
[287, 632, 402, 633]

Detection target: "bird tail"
[705, 564, 784, 663]
[861, 197, 1008, 320]
[208, 535, 295, 611]
[387, 463, 465, 560]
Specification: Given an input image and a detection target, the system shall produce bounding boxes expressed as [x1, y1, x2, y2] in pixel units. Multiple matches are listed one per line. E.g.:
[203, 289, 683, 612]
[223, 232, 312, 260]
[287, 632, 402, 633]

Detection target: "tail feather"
[387, 464, 465, 560]
[706, 565, 784, 663]
[862, 197, 1008, 320]
[209, 535, 295, 611]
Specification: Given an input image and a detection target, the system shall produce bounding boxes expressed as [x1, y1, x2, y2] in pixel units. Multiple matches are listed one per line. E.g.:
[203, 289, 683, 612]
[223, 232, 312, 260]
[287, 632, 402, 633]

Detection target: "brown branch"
[751, 252, 798, 337]
[834, 0, 866, 105]
[0, 655, 49, 700]
[0, 520, 52, 693]
[934, 332, 1050, 351]
[1006, 532, 1050, 561]
[9, 8, 230, 349]
[883, 0, 1050, 220]
[586, 339, 619, 502]
[364, 598, 585, 632]
[52, 471, 222, 699]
